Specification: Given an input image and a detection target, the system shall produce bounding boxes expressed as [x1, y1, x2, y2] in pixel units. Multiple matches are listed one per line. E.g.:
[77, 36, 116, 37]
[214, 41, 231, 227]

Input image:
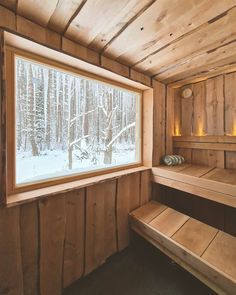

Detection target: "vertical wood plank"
[143, 88, 153, 167]
[174, 148, 192, 163]
[20, 202, 39, 295]
[225, 151, 236, 168]
[207, 150, 225, 168]
[128, 173, 141, 211]
[181, 85, 193, 136]
[140, 170, 152, 205]
[117, 172, 141, 251]
[0, 206, 24, 295]
[206, 76, 224, 135]
[85, 180, 117, 275]
[117, 175, 130, 251]
[174, 88, 182, 136]
[166, 86, 174, 154]
[193, 81, 207, 135]
[39, 195, 66, 295]
[225, 72, 236, 136]
[0, 29, 6, 204]
[104, 180, 117, 259]
[153, 79, 166, 165]
[191, 149, 209, 166]
[63, 189, 85, 288]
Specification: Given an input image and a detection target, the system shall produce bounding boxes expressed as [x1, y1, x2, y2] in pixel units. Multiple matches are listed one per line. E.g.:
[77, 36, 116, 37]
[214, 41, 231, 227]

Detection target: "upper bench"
[152, 164, 236, 208]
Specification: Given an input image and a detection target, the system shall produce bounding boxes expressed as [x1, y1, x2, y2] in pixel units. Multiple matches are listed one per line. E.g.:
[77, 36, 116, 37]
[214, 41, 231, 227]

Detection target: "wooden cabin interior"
[0, 1, 236, 295]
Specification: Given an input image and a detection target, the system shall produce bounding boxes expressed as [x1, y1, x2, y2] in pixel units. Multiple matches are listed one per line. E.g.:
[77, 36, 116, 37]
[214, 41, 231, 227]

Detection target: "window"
[12, 54, 141, 188]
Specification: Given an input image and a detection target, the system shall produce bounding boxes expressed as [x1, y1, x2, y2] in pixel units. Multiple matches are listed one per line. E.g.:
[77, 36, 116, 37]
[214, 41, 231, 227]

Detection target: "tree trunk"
[104, 91, 113, 164]
[28, 65, 39, 156]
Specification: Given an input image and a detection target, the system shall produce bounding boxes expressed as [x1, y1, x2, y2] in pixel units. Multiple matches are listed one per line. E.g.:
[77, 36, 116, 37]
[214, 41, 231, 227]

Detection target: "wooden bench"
[152, 164, 236, 208]
[129, 201, 236, 295]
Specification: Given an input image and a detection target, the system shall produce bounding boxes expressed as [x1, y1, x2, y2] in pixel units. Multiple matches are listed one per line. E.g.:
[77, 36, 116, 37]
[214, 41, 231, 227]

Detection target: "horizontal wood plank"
[130, 201, 236, 294]
[174, 141, 236, 151]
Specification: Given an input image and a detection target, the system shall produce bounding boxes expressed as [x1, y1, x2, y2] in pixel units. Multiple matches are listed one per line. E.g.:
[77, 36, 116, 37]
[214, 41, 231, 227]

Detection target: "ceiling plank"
[65, 0, 153, 52]
[103, 0, 236, 65]
[135, 6, 236, 75]
[17, 0, 58, 27]
[169, 62, 236, 88]
[0, 0, 17, 11]
[159, 41, 236, 83]
[47, 0, 85, 34]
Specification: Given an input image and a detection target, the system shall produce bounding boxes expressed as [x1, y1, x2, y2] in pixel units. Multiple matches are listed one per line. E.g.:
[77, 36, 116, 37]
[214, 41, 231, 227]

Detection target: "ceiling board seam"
[168, 65, 236, 87]
[62, 0, 87, 35]
[152, 38, 236, 79]
[132, 5, 236, 68]
[100, 0, 156, 55]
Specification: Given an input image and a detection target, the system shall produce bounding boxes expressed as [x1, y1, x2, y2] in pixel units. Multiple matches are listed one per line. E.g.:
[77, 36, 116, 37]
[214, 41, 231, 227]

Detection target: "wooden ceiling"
[1, 0, 236, 86]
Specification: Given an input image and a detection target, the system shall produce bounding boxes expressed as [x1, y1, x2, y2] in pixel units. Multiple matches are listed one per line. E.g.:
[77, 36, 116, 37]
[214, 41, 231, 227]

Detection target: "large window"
[14, 55, 141, 187]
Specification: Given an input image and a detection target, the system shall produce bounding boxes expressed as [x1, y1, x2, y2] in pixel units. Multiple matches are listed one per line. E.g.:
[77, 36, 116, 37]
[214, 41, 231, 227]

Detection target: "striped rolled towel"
[163, 155, 185, 166]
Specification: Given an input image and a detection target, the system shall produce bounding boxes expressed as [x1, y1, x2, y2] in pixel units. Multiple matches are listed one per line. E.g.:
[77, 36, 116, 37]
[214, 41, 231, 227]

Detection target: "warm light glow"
[226, 120, 236, 136]
[233, 121, 236, 136]
[174, 123, 181, 136]
[196, 122, 207, 136]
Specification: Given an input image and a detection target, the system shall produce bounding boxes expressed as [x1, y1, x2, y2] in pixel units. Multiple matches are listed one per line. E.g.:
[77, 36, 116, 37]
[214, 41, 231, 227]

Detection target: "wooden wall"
[0, 170, 151, 295]
[172, 72, 236, 168]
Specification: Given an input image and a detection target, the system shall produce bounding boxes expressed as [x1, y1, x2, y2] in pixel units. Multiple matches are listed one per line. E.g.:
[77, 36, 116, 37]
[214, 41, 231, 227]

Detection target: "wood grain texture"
[130, 200, 167, 223]
[202, 231, 236, 279]
[100, 56, 129, 78]
[0, 0, 17, 11]
[153, 80, 166, 165]
[0, 206, 24, 295]
[225, 72, 236, 136]
[39, 195, 66, 295]
[206, 76, 224, 135]
[130, 201, 236, 294]
[106, 0, 236, 64]
[0, 5, 16, 29]
[0, 29, 6, 204]
[149, 208, 190, 237]
[117, 173, 141, 251]
[20, 202, 39, 295]
[47, 0, 84, 33]
[85, 180, 117, 274]
[166, 86, 174, 154]
[152, 165, 236, 208]
[172, 218, 218, 256]
[145, 6, 236, 77]
[17, 0, 58, 27]
[65, 0, 153, 50]
[173, 73, 236, 168]
[158, 42, 236, 84]
[142, 88, 153, 167]
[63, 189, 85, 288]
[140, 170, 152, 205]
[193, 81, 207, 136]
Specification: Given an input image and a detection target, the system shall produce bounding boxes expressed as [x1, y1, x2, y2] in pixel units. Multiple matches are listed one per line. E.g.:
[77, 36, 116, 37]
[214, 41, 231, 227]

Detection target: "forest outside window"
[13, 54, 141, 188]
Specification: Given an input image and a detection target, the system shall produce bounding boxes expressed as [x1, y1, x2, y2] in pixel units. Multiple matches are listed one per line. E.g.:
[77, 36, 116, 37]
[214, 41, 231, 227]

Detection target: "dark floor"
[63, 234, 216, 295]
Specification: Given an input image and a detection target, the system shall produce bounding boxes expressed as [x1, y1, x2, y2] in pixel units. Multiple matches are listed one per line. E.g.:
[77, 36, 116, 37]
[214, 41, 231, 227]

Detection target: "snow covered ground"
[16, 149, 137, 184]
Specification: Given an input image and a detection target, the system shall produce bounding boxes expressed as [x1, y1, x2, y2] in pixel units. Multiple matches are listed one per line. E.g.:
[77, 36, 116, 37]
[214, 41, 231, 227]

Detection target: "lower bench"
[129, 201, 236, 295]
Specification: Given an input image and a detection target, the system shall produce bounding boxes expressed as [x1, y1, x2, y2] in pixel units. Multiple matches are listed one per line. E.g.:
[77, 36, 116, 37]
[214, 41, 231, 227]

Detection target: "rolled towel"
[163, 155, 185, 166]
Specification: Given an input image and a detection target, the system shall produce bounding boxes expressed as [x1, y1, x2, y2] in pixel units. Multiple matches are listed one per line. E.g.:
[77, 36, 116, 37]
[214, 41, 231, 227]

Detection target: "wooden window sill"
[6, 166, 150, 207]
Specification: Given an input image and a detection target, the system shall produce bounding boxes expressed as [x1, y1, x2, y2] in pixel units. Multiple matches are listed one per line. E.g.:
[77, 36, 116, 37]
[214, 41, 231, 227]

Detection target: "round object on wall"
[181, 87, 192, 98]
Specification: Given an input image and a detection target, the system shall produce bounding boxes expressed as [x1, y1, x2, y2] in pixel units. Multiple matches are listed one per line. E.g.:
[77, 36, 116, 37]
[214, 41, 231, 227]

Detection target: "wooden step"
[129, 201, 236, 295]
[152, 165, 236, 208]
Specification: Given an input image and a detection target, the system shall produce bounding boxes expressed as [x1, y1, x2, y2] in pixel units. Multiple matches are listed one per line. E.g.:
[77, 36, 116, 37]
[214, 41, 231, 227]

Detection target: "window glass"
[15, 56, 141, 185]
